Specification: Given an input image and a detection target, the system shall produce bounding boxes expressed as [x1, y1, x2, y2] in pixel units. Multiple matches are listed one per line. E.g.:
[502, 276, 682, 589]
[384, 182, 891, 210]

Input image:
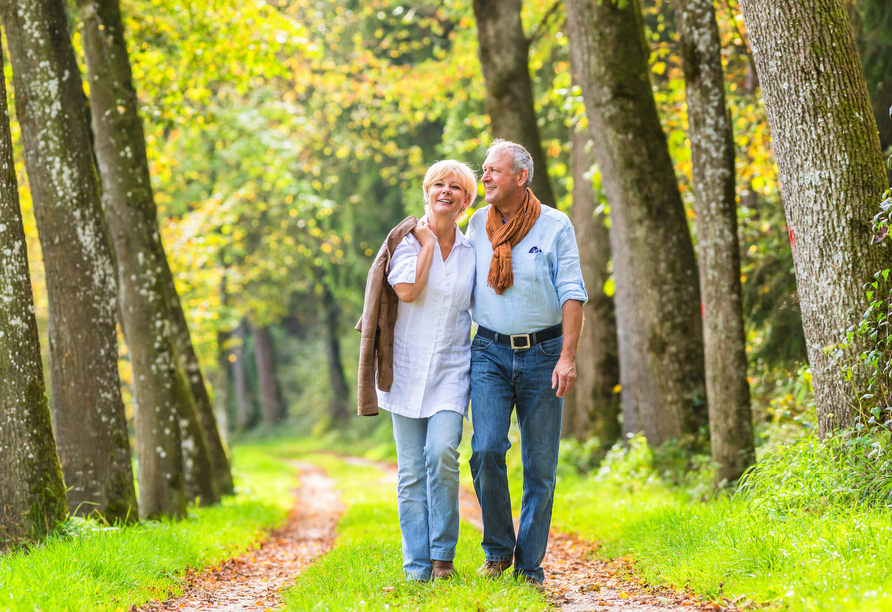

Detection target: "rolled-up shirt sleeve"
[387, 235, 418, 286]
[554, 222, 588, 305]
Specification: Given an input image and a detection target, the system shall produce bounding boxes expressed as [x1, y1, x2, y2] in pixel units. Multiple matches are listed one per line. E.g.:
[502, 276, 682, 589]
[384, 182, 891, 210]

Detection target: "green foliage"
[0, 446, 291, 611]
[553, 434, 892, 611]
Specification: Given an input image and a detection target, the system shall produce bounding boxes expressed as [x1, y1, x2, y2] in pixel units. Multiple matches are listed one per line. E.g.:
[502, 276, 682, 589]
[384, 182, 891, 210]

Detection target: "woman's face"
[426, 173, 469, 218]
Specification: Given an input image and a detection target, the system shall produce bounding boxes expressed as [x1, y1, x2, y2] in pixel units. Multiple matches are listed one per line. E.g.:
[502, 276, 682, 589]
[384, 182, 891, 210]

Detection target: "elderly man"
[467, 139, 587, 589]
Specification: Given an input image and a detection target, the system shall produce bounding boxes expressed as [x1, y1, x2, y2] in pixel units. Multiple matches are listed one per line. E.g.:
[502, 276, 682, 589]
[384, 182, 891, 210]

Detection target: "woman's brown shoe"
[432, 560, 455, 579]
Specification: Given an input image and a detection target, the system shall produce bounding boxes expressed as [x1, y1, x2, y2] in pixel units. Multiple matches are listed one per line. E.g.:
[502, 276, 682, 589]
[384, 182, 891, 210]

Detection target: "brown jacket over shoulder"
[355, 216, 418, 416]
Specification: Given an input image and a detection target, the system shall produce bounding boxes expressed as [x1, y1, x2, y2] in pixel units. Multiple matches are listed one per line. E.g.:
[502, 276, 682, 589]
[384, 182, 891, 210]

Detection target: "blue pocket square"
[528, 246, 541, 253]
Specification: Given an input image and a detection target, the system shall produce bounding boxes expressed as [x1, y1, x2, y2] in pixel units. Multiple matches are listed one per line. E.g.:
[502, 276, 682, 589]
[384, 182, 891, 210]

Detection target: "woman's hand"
[413, 220, 437, 248]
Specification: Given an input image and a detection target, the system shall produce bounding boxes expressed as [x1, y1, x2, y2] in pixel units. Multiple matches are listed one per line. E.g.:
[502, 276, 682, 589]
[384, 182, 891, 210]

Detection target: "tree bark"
[0, 0, 139, 521]
[161, 246, 234, 494]
[75, 0, 219, 511]
[739, 0, 891, 437]
[231, 319, 253, 430]
[0, 40, 68, 547]
[564, 127, 620, 444]
[472, 0, 557, 206]
[673, 0, 754, 482]
[250, 322, 284, 425]
[322, 285, 351, 427]
[565, 0, 707, 447]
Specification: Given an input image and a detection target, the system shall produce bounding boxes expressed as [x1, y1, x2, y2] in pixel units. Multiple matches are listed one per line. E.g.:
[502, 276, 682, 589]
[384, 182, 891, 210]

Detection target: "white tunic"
[376, 224, 475, 419]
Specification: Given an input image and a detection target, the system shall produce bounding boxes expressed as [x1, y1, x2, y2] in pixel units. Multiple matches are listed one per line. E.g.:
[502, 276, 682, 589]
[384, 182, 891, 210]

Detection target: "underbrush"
[553, 429, 892, 612]
[0, 446, 292, 612]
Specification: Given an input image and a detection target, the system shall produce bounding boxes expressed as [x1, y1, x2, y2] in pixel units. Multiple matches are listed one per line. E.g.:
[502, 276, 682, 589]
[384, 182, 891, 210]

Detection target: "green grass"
[0, 446, 293, 612]
[281, 453, 548, 612]
[551, 435, 892, 612]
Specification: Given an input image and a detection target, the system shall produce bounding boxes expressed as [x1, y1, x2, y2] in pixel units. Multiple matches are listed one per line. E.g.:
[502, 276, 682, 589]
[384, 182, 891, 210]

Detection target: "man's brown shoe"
[432, 560, 455, 579]
[476, 559, 512, 578]
[518, 574, 545, 592]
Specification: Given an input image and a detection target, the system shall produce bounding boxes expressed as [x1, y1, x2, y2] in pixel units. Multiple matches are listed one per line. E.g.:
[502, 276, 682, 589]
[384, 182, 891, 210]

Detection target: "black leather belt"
[475, 323, 562, 350]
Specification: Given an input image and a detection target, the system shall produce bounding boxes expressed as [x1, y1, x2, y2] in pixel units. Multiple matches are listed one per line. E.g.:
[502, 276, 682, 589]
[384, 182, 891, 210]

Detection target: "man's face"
[481, 150, 525, 207]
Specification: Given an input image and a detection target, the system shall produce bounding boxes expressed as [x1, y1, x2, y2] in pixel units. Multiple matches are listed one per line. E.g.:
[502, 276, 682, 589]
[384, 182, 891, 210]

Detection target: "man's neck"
[494, 191, 527, 224]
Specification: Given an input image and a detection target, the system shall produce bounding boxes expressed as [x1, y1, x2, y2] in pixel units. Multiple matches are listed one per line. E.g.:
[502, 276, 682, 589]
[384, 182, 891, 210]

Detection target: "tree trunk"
[0, 0, 139, 521]
[231, 320, 252, 430]
[76, 0, 219, 511]
[565, 0, 707, 447]
[214, 328, 232, 441]
[472, 0, 557, 206]
[322, 285, 351, 427]
[673, 0, 754, 482]
[250, 322, 284, 425]
[0, 40, 68, 547]
[162, 245, 234, 494]
[565, 127, 620, 444]
[739, 0, 891, 437]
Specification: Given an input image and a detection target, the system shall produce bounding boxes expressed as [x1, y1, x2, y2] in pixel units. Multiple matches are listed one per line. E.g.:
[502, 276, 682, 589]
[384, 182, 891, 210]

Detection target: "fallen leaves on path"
[135, 462, 342, 612]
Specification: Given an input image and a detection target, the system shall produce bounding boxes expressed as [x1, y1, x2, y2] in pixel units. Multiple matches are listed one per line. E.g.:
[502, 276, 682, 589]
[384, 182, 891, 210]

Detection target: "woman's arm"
[393, 222, 436, 303]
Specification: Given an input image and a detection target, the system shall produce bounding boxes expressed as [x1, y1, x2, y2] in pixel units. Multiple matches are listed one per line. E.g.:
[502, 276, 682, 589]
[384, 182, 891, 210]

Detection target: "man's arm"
[552, 299, 584, 398]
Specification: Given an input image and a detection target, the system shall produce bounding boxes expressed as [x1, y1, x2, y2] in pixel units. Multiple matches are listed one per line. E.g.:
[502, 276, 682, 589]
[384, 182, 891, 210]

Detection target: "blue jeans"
[469, 334, 563, 584]
[391, 410, 464, 581]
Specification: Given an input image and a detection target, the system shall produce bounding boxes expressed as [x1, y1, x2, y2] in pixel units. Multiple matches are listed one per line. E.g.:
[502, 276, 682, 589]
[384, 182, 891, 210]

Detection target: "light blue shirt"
[466, 204, 588, 335]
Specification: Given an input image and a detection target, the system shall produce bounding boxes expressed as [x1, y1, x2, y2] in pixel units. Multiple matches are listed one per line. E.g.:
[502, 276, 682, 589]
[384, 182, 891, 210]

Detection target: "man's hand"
[552, 355, 577, 398]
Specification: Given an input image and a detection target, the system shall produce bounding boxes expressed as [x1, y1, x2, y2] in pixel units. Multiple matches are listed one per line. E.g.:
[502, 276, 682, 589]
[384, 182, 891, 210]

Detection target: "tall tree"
[76, 0, 219, 511]
[322, 284, 351, 427]
[564, 127, 620, 444]
[673, 0, 754, 482]
[250, 321, 284, 425]
[0, 40, 68, 546]
[231, 320, 253, 430]
[162, 255, 234, 494]
[565, 0, 707, 446]
[472, 0, 557, 206]
[738, 0, 890, 436]
[0, 0, 139, 521]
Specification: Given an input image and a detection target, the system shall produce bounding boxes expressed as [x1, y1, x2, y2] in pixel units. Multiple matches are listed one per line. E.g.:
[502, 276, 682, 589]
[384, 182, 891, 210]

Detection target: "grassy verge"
[551, 435, 892, 612]
[0, 446, 293, 612]
[281, 452, 547, 612]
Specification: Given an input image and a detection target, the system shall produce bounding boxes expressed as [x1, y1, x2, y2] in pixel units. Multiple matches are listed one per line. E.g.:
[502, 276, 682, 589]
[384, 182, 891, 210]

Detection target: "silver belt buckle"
[510, 334, 531, 349]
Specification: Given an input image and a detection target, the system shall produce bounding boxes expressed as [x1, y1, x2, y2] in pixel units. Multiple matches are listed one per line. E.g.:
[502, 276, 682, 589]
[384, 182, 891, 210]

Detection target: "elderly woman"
[376, 160, 477, 581]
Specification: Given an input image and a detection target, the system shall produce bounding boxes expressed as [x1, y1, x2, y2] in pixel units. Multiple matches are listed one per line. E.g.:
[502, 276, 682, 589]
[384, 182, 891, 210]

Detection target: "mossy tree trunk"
[472, 0, 556, 206]
[565, 0, 707, 446]
[162, 247, 234, 493]
[739, 0, 891, 437]
[250, 322, 283, 425]
[75, 0, 219, 512]
[563, 126, 620, 444]
[0, 0, 138, 522]
[673, 0, 754, 482]
[0, 40, 68, 548]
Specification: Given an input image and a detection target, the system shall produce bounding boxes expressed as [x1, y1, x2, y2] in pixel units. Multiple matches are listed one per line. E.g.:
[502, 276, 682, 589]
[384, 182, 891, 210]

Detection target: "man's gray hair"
[487, 139, 534, 189]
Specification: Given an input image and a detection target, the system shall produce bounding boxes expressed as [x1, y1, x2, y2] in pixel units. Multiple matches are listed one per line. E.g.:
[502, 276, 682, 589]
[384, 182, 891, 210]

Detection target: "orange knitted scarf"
[485, 188, 541, 295]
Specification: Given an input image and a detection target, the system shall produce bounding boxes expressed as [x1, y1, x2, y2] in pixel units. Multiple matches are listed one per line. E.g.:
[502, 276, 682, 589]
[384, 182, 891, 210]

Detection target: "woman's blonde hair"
[422, 160, 477, 215]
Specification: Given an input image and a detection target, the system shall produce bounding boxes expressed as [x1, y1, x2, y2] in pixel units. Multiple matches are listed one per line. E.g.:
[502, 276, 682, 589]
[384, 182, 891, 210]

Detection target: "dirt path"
[136, 456, 740, 612]
[136, 461, 342, 612]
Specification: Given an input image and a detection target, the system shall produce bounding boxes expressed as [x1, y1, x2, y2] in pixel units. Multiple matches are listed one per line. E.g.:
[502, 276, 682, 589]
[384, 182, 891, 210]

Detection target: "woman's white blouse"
[376, 224, 475, 419]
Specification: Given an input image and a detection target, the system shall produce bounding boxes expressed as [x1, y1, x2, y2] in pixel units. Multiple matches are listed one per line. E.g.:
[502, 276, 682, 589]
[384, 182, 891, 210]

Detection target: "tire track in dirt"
[136, 461, 342, 612]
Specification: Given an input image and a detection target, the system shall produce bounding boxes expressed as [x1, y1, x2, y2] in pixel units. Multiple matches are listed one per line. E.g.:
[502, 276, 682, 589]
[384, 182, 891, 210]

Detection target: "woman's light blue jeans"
[391, 409, 464, 581]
